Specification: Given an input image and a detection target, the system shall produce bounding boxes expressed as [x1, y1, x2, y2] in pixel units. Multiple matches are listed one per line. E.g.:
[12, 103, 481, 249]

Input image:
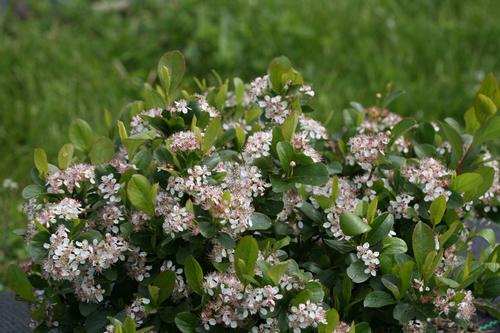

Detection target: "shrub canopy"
[10, 51, 500, 333]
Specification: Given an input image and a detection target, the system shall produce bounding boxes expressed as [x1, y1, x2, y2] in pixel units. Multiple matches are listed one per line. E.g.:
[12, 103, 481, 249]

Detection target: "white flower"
[288, 301, 327, 332]
[98, 174, 121, 203]
[356, 242, 380, 276]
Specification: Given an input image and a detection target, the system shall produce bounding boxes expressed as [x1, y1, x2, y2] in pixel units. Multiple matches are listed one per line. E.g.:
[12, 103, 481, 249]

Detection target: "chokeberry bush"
[8, 51, 500, 333]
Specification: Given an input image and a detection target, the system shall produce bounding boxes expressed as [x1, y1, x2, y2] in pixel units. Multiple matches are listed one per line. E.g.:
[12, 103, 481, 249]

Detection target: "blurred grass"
[1, 0, 499, 287]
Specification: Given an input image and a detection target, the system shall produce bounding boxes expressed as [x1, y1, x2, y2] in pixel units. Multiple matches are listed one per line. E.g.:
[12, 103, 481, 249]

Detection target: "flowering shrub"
[8, 51, 500, 333]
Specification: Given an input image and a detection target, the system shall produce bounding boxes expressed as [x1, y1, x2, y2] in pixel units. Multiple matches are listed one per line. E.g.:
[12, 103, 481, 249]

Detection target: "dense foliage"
[9, 51, 500, 333]
[2, 0, 500, 287]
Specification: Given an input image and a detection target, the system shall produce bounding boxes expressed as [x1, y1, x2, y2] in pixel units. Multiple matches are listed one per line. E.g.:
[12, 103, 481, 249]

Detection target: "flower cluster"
[347, 131, 390, 170]
[288, 301, 327, 333]
[17, 52, 499, 333]
[356, 242, 380, 276]
[201, 272, 284, 329]
[401, 157, 452, 202]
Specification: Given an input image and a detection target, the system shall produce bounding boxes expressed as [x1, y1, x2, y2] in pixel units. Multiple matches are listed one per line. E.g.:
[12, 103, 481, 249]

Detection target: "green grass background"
[1, 0, 499, 287]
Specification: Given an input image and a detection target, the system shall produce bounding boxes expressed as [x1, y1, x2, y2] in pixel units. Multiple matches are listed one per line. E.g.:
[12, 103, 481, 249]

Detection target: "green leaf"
[152, 270, 176, 304]
[388, 119, 417, 146]
[33, 148, 48, 178]
[249, 212, 273, 230]
[184, 255, 204, 295]
[467, 166, 495, 201]
[22, 184, 44, 199]
[475, 228, 496, 246]
[123, 317, 136, 333]
[366, 197, 378, 224]
[266, 261, 289, 285]
[158, 51, 186, 96]
[478, 74, 500, 98]
[472, 116, 500, 147]
[57, 143, 74, 169]
[174, 312, 198, 333]
[235, 126, 246, 150]
[347, 260, 370, 283]
[290, 162, 329, 185]
[89, 137, 115, 165]
[393, 302, 416, 324]
[366, 213, 393, 245]
[281, 111, 299, 142]
[318, 308, 339, 333]
[429, 195, 446, 226]
[381, 275, 400, 300]
[79, 302, 99, 317]
[398, 260, 414, 294]
[474, 93, 497, 123]
[305, 281, 325, 302]
[464, 107, 481, 134]
[235, 235, 259, 283]
[202, 117, 222, 154]
[158, 65, 171, 96]
[268, 56, 292, 93]
[127, 174, 156, 215]
[439, 121, 463, 168]
[412, 222, 435, 269]
[450, 172, 483, 194]
[382, 237, 408, 255]
[340, 212, 371, 236]
[69, 118, 96, 152]
[363, 291, 396, 308]
[6, 264, 34, 302]
[28, 231, 50, 262]
[234, 77, 245, 105]
[276, 141, 295, 172]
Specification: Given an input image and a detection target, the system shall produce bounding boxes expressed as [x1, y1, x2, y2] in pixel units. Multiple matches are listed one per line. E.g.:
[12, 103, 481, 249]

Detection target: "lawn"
[1, 0, 499, 288]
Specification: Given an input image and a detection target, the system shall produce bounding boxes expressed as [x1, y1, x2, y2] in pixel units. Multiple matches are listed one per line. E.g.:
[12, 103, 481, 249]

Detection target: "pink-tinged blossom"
[97, 205, 124, 233]
[42, 225, 128, 283]
[167, 99, 191, 114]
[98, 174, 121, 203]
[47, 164, 95, 194]
[293, 133, 322, 162]
[346, 131, 390, 170]
[162, 204, 198, 237]
[456, 290, 475, 321]
[36, 198, 83, 227]
[75, 274, 105, 303]
[401, 157, 451, 202]
[388, 194, 416, 219]
[360, 107, 402, 133]
[110, 147, 137, 174]
[249, 75, 270, 99]
[243, 131, 272, 163]
[201, 272, 283, 330]
[218, 161, 269, 198]
[403, 320, 427, 333]
[299, 84, 315, 97]
[479, 151, 500, 213]
[168, 130, 201, 153]
[259, 95, 290, 125]
[126, 246, 152, 282]
[314, 178, 358, 240]
[299, 115, 328, 140]
[196, 94, 219, 118]
[356, 242, 380, 276]
[250, 318, 280, 333]
[130, 210, 150, 231]
[126, 297, 150, 326]
[334, 322, 351, 333]
[287, 301, 327, 333]
[130, 108, 163, 134]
